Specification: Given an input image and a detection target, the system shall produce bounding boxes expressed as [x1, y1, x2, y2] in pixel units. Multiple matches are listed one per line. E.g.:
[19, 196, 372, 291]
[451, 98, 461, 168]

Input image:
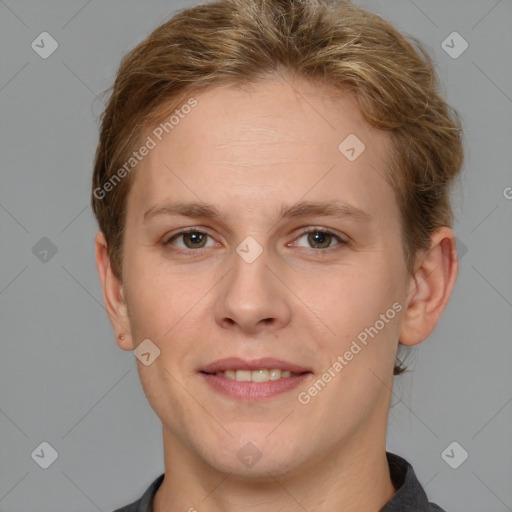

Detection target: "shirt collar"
[380, 452, 439, 511]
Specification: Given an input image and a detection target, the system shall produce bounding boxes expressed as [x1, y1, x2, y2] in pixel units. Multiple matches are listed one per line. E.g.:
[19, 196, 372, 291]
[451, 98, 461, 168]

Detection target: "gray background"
[1, 0, 511, 510]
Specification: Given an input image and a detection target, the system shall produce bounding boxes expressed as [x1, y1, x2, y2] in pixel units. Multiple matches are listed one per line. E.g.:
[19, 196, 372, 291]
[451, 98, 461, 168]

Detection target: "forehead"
[126, 76, 397, 224]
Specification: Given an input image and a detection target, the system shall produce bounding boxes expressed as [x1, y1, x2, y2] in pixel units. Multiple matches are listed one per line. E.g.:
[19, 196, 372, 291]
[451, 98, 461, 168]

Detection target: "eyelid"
[163, 227, 217, 246]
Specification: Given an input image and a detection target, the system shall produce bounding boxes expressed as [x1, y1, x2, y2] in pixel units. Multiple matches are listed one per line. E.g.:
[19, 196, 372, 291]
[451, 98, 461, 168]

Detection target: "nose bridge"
[214, 236, 291, 332]
[228, 237, 273, 307]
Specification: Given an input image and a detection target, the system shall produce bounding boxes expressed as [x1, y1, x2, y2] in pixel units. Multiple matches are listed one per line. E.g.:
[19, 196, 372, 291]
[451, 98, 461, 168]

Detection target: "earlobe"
[94, 231, 133, 351]
[399, 227, 459, 347]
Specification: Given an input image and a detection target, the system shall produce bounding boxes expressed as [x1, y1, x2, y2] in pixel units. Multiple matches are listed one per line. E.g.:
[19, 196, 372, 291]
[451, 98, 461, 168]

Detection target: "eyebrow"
[143, 199, 372, 224]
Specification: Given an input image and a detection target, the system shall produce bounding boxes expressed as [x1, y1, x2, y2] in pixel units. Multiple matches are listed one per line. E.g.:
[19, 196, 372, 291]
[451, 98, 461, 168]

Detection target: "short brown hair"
[91, 0, 464, 375]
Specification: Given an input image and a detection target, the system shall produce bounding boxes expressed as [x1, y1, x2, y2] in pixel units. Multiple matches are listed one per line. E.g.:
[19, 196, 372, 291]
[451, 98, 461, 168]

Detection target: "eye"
[291, 228, 345, 253]
[163, 227, 346, 255]
[164, 229, 216, 251]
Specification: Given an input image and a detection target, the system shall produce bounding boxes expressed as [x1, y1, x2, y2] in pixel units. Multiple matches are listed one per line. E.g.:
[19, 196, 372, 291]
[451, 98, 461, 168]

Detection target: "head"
[93, 0, 463, 478]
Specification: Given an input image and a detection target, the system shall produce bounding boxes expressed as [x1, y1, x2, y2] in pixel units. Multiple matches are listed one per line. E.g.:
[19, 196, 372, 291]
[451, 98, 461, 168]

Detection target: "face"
[109, 76, 416, 476]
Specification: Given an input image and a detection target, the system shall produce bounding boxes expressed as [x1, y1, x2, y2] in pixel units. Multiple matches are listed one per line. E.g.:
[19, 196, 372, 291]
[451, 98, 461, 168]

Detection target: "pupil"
[187, 232, 204, 247]
[310, 231, 330, 248]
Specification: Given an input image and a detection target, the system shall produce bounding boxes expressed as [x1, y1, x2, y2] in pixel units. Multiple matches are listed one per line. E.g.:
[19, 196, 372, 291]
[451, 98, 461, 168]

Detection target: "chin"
[199, 430, 306, 478]
[212, 453, 300, 480]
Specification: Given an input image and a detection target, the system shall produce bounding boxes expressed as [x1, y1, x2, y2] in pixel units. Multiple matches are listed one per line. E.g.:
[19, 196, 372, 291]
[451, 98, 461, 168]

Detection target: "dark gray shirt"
[113, 452, 446, 512]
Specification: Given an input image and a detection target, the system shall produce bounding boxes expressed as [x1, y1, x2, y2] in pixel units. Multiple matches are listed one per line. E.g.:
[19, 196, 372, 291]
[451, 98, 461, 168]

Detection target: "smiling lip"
[199, 357, 312, 374]
[199, 357, 313, 402]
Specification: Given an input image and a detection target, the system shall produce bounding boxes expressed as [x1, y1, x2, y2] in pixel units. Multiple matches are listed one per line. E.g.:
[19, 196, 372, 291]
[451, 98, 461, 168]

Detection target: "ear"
[94, 230, 133, 351]
[399, 226, 459, 346]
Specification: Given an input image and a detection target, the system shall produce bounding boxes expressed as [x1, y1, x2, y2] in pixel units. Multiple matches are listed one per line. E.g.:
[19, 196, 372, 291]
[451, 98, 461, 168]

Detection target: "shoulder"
[112, 473, 165, 512]
[429, 503, 447, 511]
[383, 452, 448, 512]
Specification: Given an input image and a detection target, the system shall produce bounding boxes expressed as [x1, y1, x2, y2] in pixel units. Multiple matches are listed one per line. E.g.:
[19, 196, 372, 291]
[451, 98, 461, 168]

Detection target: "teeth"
[224, 369, 236, 380]
[251, 369, 269, 382]
[214, 369, 299, 382]
[236, 369, 252, 382]
[269, 369, 281, 380]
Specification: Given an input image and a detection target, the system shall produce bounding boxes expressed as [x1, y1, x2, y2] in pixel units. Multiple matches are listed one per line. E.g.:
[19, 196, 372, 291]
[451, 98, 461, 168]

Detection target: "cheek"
[123, 251, 217, 356]
[319, 265, 403, 366]
[318, 268, 387, 330]
[122, 251, 183, 338]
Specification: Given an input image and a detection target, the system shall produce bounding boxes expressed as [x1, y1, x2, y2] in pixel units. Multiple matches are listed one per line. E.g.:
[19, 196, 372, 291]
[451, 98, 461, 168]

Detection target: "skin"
[95, 74, 458, 512]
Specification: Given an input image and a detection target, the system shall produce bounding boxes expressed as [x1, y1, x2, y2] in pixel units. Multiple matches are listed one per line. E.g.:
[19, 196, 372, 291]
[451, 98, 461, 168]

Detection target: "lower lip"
[200, 372, 312, 401]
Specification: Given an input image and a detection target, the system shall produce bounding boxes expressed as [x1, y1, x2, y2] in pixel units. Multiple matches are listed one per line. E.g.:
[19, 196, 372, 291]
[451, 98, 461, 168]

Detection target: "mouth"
[198, 357, 313, 401]
[202, 368, 305, 382]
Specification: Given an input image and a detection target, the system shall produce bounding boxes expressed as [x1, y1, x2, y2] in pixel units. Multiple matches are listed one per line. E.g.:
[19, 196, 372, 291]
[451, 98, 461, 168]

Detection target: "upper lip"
[199, 357, 312, 374]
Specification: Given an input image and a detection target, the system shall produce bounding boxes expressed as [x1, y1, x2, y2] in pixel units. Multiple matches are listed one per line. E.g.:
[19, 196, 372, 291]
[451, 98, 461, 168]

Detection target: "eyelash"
[163, 227, 347, 256]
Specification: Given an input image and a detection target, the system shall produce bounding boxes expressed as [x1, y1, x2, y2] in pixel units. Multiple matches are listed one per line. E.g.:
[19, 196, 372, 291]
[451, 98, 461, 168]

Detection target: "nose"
[214, 245, 292, 335]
